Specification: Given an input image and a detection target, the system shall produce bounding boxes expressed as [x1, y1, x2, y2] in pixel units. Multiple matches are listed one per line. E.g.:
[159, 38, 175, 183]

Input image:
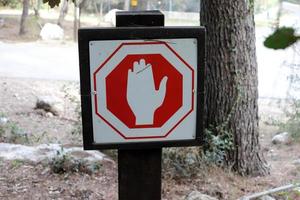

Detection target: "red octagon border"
[93, 41, 195, 140]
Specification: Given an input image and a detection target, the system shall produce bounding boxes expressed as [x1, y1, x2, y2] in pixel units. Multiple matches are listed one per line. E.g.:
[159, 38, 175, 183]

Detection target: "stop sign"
[89, 39, 198, 144]
[106, 53, 183, 129]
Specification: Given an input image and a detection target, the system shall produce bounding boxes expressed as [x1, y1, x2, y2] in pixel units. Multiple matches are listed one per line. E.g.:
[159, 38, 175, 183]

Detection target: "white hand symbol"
[127, 59, 168, 125]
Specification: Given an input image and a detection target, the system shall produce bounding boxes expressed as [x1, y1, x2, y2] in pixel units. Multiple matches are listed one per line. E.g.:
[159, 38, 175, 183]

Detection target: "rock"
[40, 23, 64, 40]
[294, 187, 300, 192]
[292, 159, 300, 165]
[45, 112, 54, 118]
[185, 191, 218, 200]
[35, 96, 64, 116]
[0, 117, 8, 126]
[272, 132, 291, 145]
[259, 195, 276, 200]
[0, 143, 107, 164]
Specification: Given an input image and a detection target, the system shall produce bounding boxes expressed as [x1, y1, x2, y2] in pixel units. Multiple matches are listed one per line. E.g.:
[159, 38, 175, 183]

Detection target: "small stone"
[272, 132, 291, 145]
[0, 117, 8, 125]
[292, 159, 300, 166]
[41, 168, 50, 175]
[13, 93, 19, 99]
[45, 112, 54, 118]
[185, 191, 218, 200]
[259, 195, 276, 200]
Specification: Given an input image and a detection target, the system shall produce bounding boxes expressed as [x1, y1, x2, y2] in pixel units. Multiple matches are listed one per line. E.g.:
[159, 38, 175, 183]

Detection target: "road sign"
[79, 27, 205, 149]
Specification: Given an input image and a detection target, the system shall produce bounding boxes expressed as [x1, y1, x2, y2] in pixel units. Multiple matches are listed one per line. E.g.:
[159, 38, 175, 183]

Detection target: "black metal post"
[118, 149, 162, 200]
[116, 10, 164, 200]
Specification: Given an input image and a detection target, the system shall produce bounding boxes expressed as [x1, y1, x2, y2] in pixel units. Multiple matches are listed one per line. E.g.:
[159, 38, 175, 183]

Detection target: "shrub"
[0, 121, 29, 144]
[0, 0, 21, 8]
[60, 83, 82, 137]
[162, 128, 234, 179]
[9, 122, 29, 144]
[49, 148, 102, 174]
[162, 147, 204, 179]
[202, 128, 234, 166]
[279, 99, 300, 141]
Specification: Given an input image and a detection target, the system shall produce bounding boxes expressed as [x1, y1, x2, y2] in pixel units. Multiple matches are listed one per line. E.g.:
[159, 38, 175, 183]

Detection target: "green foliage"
[60, 83, 82, 136]
[0, 121, 29, 144]
[0, 114, 29, 143]
[0, 0, 20, 8]
[9, 122, 29, 144]
[276, 62, 300, 140]
[162, 129, 234, 178]
[264, 27, 299, 50]
[49, 148, 75, 173]
[11, 160, 24, 169]
[43, 0, 60, 8]
[0, 126, 4, 138]
[43, 0, 75, 8]
[162, 147, 204, 178]
[202, 128, 234, 166]
[277, 189, 300, 200]
[49, 147, 102, 174]
[162, 67, 239, 177]
[279, 99, 300, 140]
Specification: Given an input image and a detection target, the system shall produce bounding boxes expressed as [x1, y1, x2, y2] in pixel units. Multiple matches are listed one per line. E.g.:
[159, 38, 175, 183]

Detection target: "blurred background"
[0, 0, 299, 98]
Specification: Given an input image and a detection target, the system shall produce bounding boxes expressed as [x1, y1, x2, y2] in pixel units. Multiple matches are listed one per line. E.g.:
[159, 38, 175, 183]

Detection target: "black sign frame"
[78, 27, 205, 150]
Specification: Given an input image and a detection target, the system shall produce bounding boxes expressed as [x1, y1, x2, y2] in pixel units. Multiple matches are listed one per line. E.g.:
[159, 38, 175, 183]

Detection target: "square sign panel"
[78, 27, 205, 149]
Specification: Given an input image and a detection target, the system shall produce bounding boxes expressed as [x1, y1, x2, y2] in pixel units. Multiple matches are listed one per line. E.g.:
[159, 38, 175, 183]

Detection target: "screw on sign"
[91, 40, 196, 142]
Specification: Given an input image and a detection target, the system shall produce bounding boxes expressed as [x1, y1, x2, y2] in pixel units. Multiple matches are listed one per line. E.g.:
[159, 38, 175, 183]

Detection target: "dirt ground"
[0, 77, 80, 145]
[0, 10, 300, 200]
[0, 77, 300, 200]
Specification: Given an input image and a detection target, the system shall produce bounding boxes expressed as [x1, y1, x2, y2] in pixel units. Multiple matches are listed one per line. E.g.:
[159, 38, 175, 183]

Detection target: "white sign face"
[89, 39, 197, 144]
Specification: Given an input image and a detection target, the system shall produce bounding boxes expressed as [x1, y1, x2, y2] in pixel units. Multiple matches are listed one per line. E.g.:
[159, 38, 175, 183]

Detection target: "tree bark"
[124, 0, 130, 10]
[73, 0, 80, 41]
[19, 0, 29, 35]
[34, 0, 42, 17]
[57, 0, 68, 27]
[201, 0, 269, 176]
[275, 0, 283, 28]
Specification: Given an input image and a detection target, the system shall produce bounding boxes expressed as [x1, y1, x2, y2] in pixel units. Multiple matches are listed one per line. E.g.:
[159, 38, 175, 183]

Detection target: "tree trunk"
[124, 0, 130, 10]
[275, 0, 283, 28]
[73, 0, 79, 41]
[34, 0, 42, 17]
[19, 0, 29, 35]
[200, 0, 269, 176]
[78, 0, 87, 28]
[57, 0, 68, 27]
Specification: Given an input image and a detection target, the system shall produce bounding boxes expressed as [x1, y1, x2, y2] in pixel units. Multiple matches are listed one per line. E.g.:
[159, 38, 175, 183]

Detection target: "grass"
[0, 120, 29, 144]
[276, 190, 300, 200]
[10, 159, 24, 169]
